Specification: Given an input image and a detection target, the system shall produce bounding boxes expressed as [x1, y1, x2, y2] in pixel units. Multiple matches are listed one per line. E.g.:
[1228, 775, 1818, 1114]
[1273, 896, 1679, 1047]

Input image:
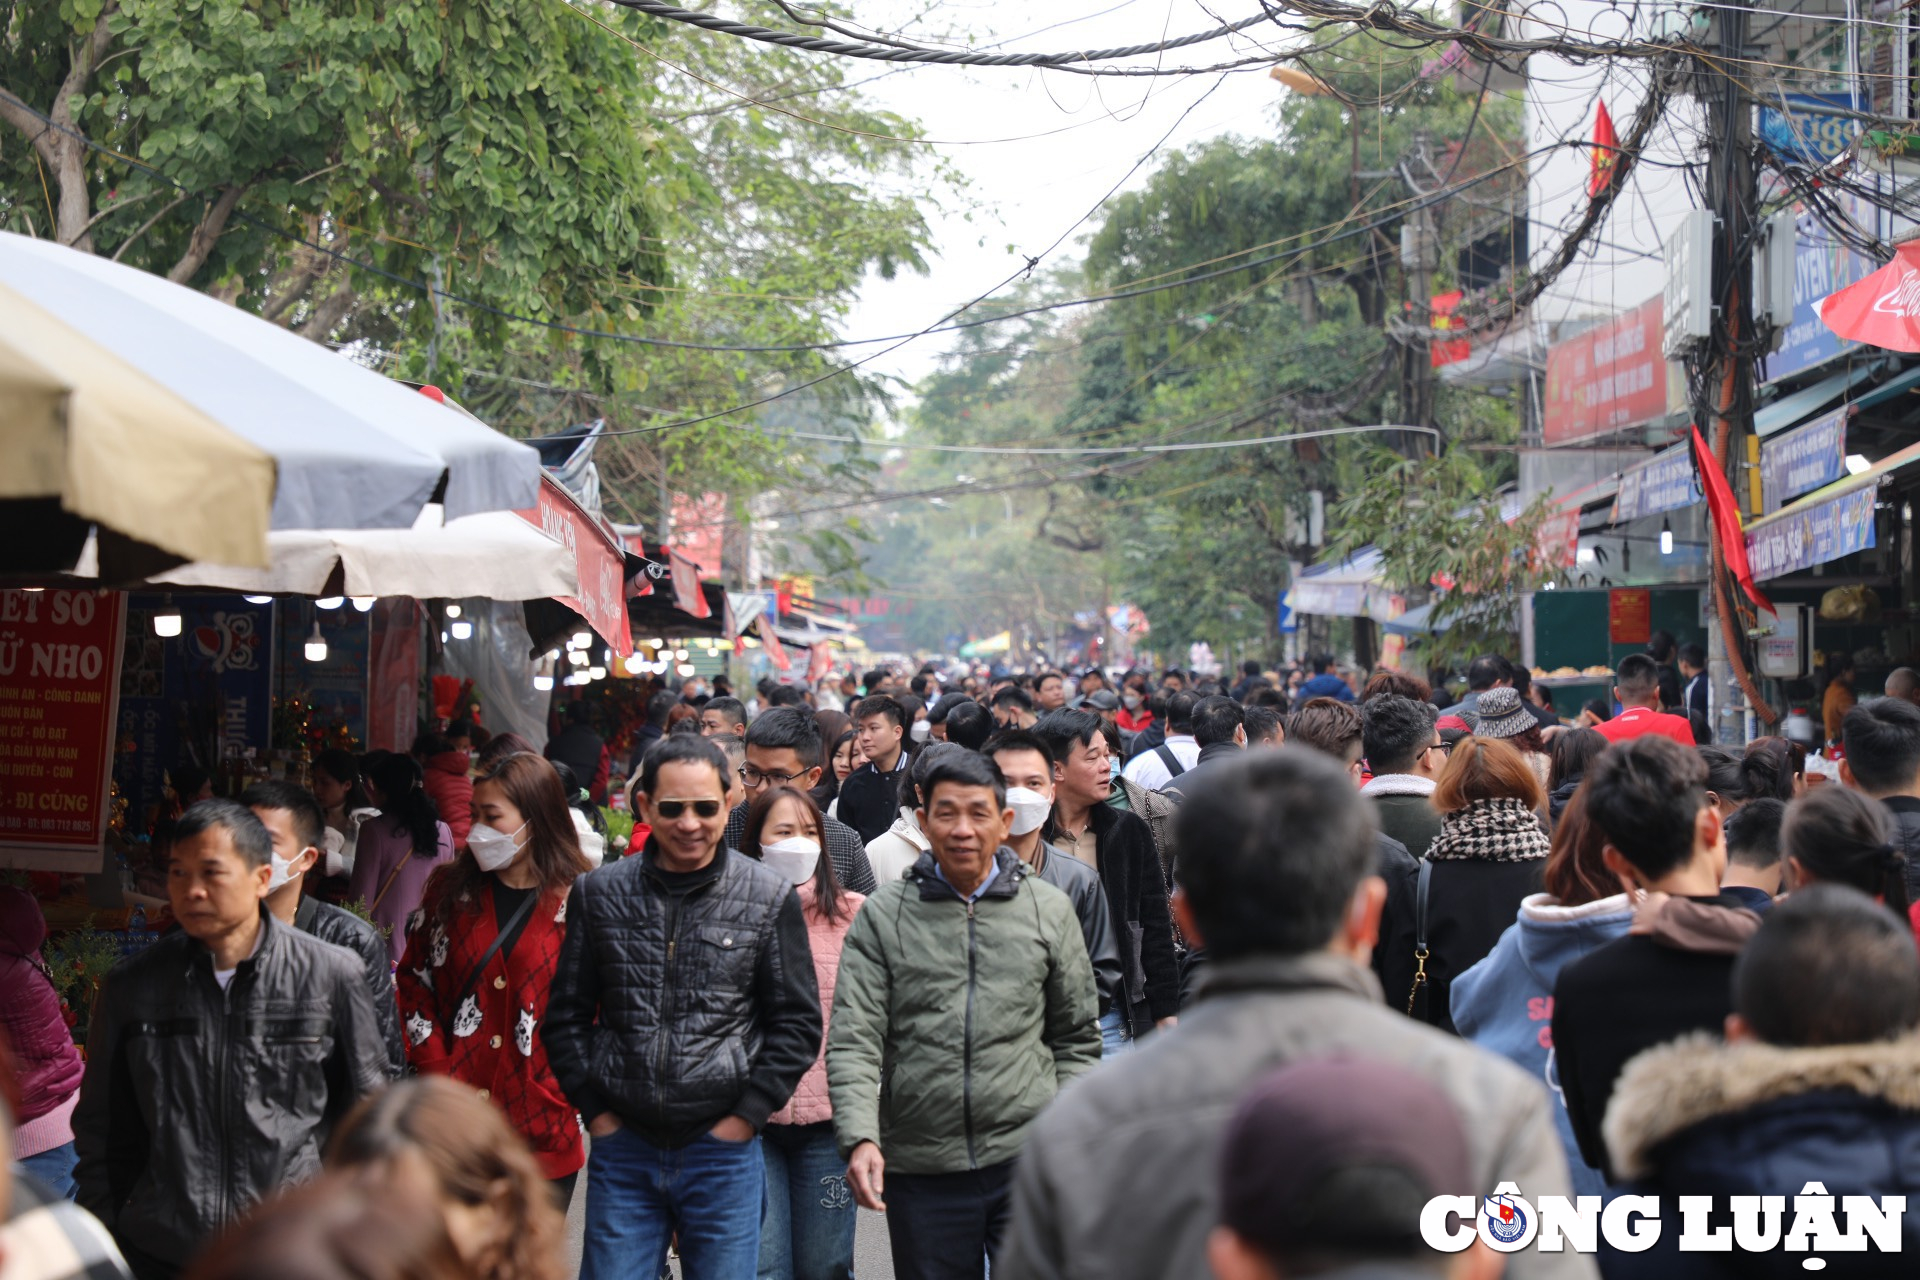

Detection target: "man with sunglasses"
[546, 734, 823, 1280]
[722, 707, 878, 894]
[1358, 695, 1446, 858]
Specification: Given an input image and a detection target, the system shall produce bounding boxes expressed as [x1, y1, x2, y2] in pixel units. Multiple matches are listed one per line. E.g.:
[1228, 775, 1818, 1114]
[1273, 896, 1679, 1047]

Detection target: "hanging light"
[351, 596, 376, 612]
[676, 662, 697, 677]
[449, 619, 474, 641]
[152, 596, 183, 638]
[533, 674, 555, 692]
[1659, 517, 1674, 556]
[624, 653, 647, 674]
[304, 621, 329, 663]
[440, 629, 450, 643]
[444, 603, 463, 619]
[674, 648, 690, 661]
[315, 596, 345, 610]
[572, 631, 592, 649]
[589, 665, 608, 681]
[647, 637, 665, 649]
[546, 649, 561, 662]
[568, 650, 589, 667]
[243, 594, 275, 606]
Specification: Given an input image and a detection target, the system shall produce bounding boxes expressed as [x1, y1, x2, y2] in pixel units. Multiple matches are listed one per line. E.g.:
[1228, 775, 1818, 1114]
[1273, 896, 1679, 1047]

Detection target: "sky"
[824, 0, 1297, 399]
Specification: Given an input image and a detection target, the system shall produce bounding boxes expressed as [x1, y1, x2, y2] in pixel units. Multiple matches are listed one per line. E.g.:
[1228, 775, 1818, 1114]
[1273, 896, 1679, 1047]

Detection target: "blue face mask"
[1108, 758, 1121, 782]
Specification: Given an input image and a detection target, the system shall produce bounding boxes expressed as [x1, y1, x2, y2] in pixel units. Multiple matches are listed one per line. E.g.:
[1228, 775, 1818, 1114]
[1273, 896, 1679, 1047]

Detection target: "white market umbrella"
[0, 232, 540, 565]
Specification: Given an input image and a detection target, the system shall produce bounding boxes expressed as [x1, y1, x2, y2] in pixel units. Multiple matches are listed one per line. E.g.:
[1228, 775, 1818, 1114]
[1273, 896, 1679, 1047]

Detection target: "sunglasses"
[653, 799, 724, 819]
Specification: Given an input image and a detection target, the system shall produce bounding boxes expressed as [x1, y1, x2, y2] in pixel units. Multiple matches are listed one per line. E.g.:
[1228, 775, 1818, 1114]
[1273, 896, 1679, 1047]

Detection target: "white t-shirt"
[212, 928, 263, 991]
[1122, 734, 1200, 791]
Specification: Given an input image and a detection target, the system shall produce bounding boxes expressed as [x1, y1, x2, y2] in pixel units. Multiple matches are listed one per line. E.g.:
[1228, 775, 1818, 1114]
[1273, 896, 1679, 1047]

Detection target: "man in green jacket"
[828, 751, 1100, 1280]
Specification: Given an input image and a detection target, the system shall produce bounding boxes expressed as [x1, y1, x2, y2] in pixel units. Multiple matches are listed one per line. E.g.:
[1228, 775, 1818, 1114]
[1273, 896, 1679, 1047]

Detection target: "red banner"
[1817, 241, 1920, 354]
[669, 492, 727, 584]
[1430, 290, 1471, 368]
[1543, 295, 1666, 445]
[516, 478, 631, 657]
[668, 548, 712, 620]
[759, 617, 791, 671]
[1693, 424, 1773, 613]
[0, 590, 126, 872]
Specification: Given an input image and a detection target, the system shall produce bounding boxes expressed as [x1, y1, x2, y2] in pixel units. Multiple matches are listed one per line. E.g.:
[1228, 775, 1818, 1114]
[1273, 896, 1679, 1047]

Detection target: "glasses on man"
[740, 766, 807, 787]
[1428, 739, 1452, 756]
[653, 799, 724, 819]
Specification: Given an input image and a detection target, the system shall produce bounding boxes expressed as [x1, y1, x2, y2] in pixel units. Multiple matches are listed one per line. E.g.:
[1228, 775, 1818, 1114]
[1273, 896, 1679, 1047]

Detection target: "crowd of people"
[9, 648, 1920, 1280]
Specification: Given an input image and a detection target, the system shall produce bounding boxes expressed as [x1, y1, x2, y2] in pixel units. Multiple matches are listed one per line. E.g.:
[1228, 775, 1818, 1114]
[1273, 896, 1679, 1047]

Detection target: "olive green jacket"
[827, 848, 1100, 1174]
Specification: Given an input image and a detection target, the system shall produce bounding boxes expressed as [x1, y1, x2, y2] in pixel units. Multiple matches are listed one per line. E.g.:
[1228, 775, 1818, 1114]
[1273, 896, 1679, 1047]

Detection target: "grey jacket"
[1030, 841, 1123, 1013]
[997, 952, 1596, 1280]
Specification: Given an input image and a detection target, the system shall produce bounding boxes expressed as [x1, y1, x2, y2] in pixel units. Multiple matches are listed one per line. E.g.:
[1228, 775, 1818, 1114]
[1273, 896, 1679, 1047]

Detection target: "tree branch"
[61, 186, 165, 246]
[167, 183, 249, 284]
[298, 282, 358, 342]
[109, 191, 191, 262]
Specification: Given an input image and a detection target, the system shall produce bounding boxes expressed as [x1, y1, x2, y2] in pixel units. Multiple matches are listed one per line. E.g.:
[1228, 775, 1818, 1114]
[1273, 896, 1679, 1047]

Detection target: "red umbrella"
[1818, 241, 1920, 352]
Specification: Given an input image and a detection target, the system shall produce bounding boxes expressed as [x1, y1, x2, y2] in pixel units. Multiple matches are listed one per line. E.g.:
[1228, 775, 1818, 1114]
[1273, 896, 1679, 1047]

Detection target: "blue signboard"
[1745, 486, 1878, 581]
[1764, 189, 1880, 384]
[1611, 443, 1700, 524]
[1758, 94, 1863, 163]
[1760, 407, 1849, 513]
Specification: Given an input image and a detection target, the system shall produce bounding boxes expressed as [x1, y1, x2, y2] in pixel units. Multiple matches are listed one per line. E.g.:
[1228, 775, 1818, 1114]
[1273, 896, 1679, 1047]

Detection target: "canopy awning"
[1743, 438, 1920, 579]
[1853, 362, 1920, 413]
[1754, 364, 1876, 437]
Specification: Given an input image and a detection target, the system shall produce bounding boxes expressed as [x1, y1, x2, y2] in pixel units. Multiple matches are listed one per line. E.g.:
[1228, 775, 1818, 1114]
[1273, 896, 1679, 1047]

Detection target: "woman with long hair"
[741, 786, 863, 1280]
[1450, 782, 1633, 1197]
[1546, 728, 1607, 826]
[1699, 744, 1791, 819]
[395, 753, 594, 1207]
[351, 753, 455, 963]
[1782, 786, 1912, 921]
[328, 1076, 566, 1280]
[821, 729, 864, 820]
[1407, 737, 1552, 1036]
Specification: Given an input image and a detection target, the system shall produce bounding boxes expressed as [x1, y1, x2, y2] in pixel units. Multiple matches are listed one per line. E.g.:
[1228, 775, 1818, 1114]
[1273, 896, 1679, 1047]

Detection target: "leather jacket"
[543, 841, 821, 1149]
[294, 895, 405, 1078]
[73, 908, 389, 1270]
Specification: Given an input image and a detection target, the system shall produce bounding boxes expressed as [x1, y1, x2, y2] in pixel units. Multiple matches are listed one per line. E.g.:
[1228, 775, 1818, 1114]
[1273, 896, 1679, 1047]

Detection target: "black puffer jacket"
[1885, 796, 1920, 903]
[72, 909, 389, 1271]
[1085, 803, 1181, 1034]
[544, 841, 822, 1149]
[295, 895, 404, 1078]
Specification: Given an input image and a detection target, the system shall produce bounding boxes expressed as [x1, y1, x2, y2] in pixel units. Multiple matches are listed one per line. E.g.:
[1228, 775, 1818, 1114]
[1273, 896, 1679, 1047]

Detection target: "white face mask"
[1005, 787, 1052, 837]
[760, 836, 821, 884]
[468, 821, 527, 872]
[266, 850, 300, 893]
[909, 719, 932, 744]
[1123, 692, 1143, 710]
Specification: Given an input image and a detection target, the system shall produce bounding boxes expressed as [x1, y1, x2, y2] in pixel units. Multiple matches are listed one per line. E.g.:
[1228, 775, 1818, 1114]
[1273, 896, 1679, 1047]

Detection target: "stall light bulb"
[572, 631, 592, 649]
[677, 662, 697, 677]
[351, 596, 376, 613]
[568, 649, 588, 667]
[440, 629, 450, 643]
[589, 666, 608, 681]
[647, 637, 665, 649]
[450, 619, 474, 641]
[674, 648, 690, 661]
[1846, 454, 1872, 476]
[445, 603, 463, 618]
[1575, 546, 1596, 566]
[152, 603, 183, 638]
[546, 649, 561, 662]
[315, 596, 345, 610]
[624, 654, 647, 674]
[305, 621, 328, 663]
[534, 674, 555, 692]
[244, 594, 275, 605]
[1659, 518, 1674, 556]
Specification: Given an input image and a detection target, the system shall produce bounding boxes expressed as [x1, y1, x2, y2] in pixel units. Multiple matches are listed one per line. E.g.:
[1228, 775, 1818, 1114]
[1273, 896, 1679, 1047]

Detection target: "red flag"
[1818, 241, 1920, 352]
[1429, 290, 1470, 367]
[1691, 424, 1772, 613]
[759, 618, 791, 671]
[667, 548, 711, 619]
[1589, 102, 1618, 198]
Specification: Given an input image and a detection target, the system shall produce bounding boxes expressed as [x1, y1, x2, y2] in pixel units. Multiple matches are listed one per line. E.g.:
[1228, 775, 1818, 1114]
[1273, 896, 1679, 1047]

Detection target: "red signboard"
[1544, 295, 1667, 445]
[515, 478, 631, 657]
[668, 492, 728, 583]
[1609, 588, 1652, 645]
[366, 599, 422, 753]
[0, 590, 127, 872]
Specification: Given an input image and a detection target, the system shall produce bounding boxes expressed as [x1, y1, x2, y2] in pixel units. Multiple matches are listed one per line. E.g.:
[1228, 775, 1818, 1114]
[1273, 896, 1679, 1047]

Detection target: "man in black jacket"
[721, 708, 877, 893]
[1841, 698, 1920, 902]
[1551, 736, 1760, 1181]
[241, 781, 403, 1078]
[73, 800, 388, 1280]
[1035, 710, 1181, 1054]
[836, 694, 911, 843]
[545, 734, 821, 1280]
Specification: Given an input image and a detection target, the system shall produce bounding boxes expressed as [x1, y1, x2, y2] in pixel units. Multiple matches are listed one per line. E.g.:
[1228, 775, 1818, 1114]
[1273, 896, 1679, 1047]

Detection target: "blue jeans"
[757, 1121, 855, 1280]
[18, 1141, 78, 1199]
[1099, 1008, 1131, 1060]
[582, 1124, 765, 1280]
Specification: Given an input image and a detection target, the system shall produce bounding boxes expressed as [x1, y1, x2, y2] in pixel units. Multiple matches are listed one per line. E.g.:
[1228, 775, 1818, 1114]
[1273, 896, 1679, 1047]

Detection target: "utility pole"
[1399, 131, 1439, 457]
[1697, 0, 1758, 746]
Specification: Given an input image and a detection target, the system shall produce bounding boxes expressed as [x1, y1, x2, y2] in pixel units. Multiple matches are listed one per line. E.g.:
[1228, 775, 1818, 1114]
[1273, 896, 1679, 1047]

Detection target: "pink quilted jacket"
[769, 882, 865, 1127]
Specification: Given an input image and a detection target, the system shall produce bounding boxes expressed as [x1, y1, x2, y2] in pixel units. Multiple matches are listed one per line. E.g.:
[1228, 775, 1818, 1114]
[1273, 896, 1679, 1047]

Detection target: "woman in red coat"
[397, 750, 594, 1205]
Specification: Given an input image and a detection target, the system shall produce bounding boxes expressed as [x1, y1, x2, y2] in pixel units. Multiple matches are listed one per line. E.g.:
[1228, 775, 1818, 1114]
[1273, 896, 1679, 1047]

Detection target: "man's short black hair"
[745, 706, 823, 770]
[767, 684, 808, 707]
[1361, 696, 1438, 777]
[944, 701, 994, 751]
[909, 673, 933, 696]
[1722, 797, 1785, 870]
[991, 685, 1035, 713]
[240, 781, 327, 852]
[703, 696, 746, 729]
[1174, 750, 1378, 960]
[1647, 630, 1677, 663]
[1585, 736, 1707, 879]
[863, 669, 890, 692]
[1615, 653, 1661, 700]
[921, 750, 1007, 811]
[984, 728, 1054, 771]
[1036, 671, 1065, 689]
[174, 798, 273, 869]
[854, 694, 906, 729]
[1032, 709, 1103, 765]
[1464, 655, 1508, 692]
[928, 692, 969, 725]
[1165, 689, 1200, 734]
[1310, 653, 1335, 675]
[1679, 642, 1706, 669]
[1248, 685, 1288, 711]
[1244, 704, 1283, 745]
[1842, 699, 1920, 795]
[638, 733, 729, 797]
[1191, 695, 1245, 747]
[1735, 883, 1920, 1047]
[1242, 659, 1263, 677]
[645, 690, 678, 724]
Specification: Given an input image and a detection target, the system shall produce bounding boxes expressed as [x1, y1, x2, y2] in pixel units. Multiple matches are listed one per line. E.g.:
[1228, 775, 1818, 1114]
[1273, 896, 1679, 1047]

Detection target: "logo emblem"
[1484, 1193, 1528, 1246]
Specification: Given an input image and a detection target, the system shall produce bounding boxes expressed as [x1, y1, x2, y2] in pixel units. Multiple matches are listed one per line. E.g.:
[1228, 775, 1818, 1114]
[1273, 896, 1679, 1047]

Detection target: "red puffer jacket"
[0, 887, 85, 1122]
[421, 750, 474, 848]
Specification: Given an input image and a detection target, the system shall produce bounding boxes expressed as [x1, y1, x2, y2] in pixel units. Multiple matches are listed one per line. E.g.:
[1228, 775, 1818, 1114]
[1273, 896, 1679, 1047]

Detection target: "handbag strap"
[368, 852, 410, 916]
[441, 889, 540, 1047]
[1154, 744, 1187, 779]
[1405, 859, 1433, 1016]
